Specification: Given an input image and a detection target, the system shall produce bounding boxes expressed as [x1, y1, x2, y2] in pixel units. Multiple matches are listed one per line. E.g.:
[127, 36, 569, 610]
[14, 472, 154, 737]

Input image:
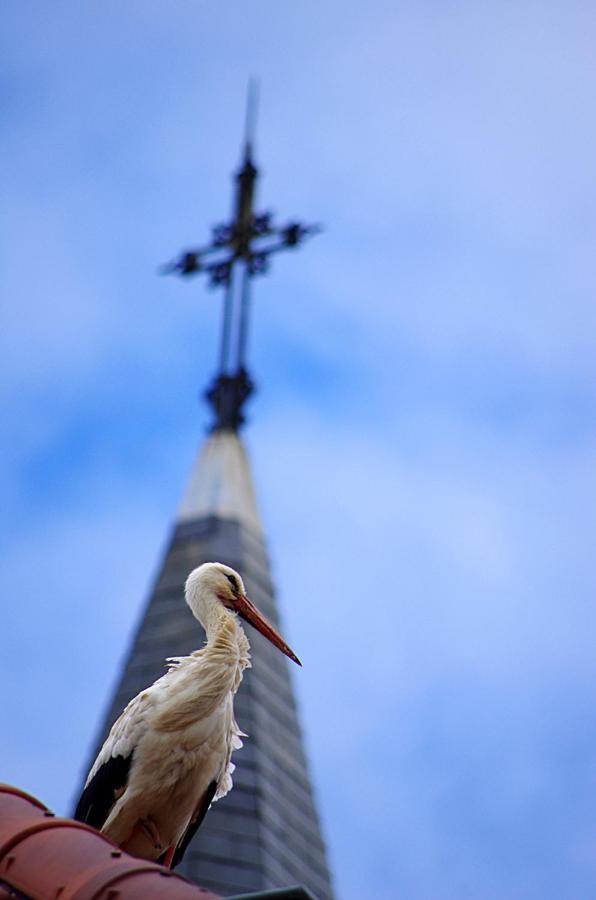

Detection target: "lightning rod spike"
[244, 78, 259, 159]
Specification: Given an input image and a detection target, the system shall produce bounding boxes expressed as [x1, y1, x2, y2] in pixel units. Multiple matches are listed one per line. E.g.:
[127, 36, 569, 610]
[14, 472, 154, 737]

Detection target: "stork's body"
[75, 562, 300, 867]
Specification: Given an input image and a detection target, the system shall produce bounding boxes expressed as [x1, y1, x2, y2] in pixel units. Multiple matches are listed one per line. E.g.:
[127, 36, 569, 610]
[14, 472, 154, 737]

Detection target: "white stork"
[74, 561, 301, 868]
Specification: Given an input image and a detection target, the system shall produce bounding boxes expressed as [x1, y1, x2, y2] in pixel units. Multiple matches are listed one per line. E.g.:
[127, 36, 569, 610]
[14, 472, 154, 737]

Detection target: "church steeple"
[75, 94, 334, 899]
[161, 81, 320, 432]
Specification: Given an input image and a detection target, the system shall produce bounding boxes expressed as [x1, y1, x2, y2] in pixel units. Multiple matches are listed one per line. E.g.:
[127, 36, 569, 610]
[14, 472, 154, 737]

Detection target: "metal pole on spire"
[243, 78, 259, 160]
[161, 87, 321, 433]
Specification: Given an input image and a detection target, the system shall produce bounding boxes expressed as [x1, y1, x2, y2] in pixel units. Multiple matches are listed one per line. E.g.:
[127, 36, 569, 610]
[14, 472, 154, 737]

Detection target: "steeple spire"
[75, 92, 334, 899]
[162, 87, 320, 432]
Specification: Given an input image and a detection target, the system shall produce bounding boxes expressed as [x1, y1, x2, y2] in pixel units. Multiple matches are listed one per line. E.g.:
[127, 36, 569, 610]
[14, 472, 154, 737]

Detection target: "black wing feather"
[74, 753, 133, 830]
[160, 780, 217, 869]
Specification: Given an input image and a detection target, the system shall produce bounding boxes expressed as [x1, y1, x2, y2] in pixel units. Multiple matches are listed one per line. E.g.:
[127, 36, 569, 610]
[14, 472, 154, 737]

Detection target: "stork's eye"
[226, 574, 239, 592]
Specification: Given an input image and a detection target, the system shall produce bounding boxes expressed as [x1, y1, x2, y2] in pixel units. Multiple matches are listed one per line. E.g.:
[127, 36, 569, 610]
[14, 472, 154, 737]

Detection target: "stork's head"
[185, 562, 301, 666]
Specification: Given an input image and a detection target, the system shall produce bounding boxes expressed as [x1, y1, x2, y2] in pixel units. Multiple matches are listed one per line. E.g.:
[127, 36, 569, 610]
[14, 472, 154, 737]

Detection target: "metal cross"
[161, 82, 320, 432]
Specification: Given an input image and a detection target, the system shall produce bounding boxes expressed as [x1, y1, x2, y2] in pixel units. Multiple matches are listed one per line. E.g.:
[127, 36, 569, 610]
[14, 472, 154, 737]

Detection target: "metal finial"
[161, 90, 321, 433]
[244, 78, 259, 160]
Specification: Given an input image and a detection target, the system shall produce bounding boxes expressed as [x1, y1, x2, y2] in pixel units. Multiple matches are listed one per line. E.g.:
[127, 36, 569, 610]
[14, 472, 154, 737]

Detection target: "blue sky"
[2, 2, 596, 898]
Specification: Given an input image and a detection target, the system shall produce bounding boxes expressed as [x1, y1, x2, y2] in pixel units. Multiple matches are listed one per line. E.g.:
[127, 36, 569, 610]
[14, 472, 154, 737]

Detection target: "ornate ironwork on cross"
[161, 83, 320, 432]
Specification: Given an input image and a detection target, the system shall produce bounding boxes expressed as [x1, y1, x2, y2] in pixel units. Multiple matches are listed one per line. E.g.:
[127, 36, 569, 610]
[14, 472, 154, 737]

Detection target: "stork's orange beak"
[235, 594, 302, 666]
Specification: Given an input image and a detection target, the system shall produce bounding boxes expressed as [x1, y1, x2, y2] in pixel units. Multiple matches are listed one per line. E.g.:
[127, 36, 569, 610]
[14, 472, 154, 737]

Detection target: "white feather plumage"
[77, 562, 253, 863]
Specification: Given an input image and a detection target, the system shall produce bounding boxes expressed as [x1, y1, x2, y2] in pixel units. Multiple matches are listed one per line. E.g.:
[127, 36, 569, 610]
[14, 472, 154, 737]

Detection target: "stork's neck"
[201, 601, 251, 677]
[200, 599, 233, 640]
